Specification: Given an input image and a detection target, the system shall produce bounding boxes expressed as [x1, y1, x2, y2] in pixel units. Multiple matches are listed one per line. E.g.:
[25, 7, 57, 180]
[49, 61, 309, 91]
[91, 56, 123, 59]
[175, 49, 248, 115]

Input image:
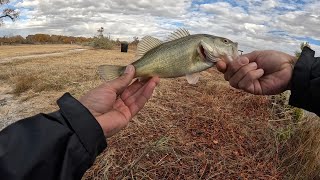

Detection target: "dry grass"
[83, 73, 292, 179]
[0, 44, 84, 58]
[0, 44, 318, 179]
[280, 115, 320, 180]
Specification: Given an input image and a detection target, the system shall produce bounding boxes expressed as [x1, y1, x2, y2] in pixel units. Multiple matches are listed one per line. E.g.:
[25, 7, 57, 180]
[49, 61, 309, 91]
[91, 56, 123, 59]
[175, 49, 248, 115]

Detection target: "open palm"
[80, 65, 159, 137]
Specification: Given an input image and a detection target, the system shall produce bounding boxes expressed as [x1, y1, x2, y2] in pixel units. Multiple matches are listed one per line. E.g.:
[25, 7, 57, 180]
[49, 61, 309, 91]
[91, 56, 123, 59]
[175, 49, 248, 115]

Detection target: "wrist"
[289, 55, 298, 69]
[287, 55, 298, 90]
[96, 116, 108, 137]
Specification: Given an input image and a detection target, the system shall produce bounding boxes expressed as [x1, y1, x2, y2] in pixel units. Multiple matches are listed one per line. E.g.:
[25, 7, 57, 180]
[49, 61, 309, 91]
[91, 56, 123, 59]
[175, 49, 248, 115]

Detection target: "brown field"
[0, 45, 319, 179]
[0, 44, 85, 58]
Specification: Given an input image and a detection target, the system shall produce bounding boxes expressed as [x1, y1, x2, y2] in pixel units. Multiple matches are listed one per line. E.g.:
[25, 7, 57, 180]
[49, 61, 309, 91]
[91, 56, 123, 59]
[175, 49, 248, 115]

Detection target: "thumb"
[241, 51, 259, 63]
[107, 65, 135, 94]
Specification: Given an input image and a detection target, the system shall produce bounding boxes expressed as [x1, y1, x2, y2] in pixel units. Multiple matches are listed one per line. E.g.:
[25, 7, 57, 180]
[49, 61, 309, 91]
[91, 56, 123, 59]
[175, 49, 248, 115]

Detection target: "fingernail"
[258, 68, 264, 75]
[124, 65, 134, 74]
[239, 57, 249, 65]
[249, 62, 257, 68]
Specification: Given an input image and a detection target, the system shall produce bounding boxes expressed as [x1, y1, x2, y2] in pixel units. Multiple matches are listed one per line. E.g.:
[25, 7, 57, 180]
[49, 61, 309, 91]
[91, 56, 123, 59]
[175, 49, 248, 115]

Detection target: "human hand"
[216, 50, 297, 95]
[79, 65, 160, 138]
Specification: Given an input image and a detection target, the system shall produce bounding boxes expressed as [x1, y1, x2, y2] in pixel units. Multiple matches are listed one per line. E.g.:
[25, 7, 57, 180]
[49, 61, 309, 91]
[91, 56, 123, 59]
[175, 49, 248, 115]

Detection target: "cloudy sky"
[1, 0, 320, 55]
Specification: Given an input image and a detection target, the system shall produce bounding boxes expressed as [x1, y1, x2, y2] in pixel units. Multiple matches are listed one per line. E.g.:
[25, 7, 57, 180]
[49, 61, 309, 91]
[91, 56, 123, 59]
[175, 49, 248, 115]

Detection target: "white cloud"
[15, 0, 39, 8]
[1, 0, 320, 56]
[244, 23, 266, 34]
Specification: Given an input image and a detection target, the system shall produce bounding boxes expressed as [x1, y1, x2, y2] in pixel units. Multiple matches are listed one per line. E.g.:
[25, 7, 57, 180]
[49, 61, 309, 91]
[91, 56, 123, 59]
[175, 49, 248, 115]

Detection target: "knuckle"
[245, 86, 254, 93]
[246, 71, 257, 81]
[238, 81, 245, 89]
[117, 75, 130, 84]
[119, 75, 127, 81]
[238, 66, 248, 75]
[229, 81, 238, 88]
[238, 80, 250, 90]
[229, 63, 238, 73]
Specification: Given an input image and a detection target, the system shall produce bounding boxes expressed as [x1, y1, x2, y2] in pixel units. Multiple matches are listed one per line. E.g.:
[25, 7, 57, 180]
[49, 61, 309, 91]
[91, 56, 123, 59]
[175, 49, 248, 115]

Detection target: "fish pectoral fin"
[98, 65, 125, 81]
[199, 40, 218, 63]
[186, 73, 200, 84]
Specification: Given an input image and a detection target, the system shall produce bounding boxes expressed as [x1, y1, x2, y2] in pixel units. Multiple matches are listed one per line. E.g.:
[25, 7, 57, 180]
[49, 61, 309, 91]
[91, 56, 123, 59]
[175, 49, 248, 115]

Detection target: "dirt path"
[0, 48, 87, 64]
[0, 84, 21, 130]
[0, 48, 89, 129]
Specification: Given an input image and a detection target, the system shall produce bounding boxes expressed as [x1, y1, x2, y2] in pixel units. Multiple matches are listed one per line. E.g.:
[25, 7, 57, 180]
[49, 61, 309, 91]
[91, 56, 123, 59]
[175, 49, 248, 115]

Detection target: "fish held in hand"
[98, 29, 239, 84]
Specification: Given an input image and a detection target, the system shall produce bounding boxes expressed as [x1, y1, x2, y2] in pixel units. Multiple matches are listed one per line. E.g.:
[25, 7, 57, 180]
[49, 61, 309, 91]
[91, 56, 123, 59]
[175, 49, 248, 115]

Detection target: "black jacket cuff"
[56, 93, 107, 157]
[289, 47, 320, 115]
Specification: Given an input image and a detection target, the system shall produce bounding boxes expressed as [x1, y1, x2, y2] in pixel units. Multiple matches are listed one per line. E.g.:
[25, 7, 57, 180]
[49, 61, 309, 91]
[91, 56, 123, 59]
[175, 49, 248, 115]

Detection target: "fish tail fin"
[98, 65, 125, 81]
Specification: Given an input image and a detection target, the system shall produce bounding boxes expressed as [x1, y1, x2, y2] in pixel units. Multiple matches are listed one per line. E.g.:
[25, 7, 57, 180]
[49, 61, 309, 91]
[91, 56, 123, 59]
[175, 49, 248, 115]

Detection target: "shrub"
[91, 37, 115, 49]
[13, 75, 37, 95]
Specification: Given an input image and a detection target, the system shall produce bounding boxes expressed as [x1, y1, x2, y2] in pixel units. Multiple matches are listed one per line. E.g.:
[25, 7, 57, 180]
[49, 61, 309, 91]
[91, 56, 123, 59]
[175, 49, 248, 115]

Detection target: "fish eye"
[223, 39, 229, 44]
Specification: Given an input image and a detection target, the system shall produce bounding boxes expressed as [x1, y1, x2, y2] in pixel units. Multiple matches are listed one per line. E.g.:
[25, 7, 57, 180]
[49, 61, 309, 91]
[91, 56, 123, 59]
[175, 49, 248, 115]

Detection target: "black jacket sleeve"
[289, 47, 320, 116]
[0, 93, 107, 180]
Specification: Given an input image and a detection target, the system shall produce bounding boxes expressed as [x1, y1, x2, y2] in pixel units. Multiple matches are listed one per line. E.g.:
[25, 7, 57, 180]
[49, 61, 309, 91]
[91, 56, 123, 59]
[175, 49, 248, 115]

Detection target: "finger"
[229, 62, 257, 88]
[140, 77, 160, 99]
[124, 76, 159, 105]
[253, 79, 263, 95]
[238, 69, 264, 94]
[241, 51, 259, 63]
[129, 78, 159, 116]
[123, 77, 159, 113]
[107, 65, 135, 94]
[224, 56, 249, 81]
[216, 60, 227, 73]
[121, 79, 145, 100]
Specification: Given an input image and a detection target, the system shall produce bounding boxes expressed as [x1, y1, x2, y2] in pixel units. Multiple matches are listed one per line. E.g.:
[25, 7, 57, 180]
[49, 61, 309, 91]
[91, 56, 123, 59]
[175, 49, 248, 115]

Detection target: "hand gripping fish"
[98, 29, 239, 84]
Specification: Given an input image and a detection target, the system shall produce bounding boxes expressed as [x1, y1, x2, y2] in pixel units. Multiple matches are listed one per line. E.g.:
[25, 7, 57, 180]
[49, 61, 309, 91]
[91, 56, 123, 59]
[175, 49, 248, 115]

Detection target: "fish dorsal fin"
[136, 36, 163, 59]
[166, 28, 190, 42]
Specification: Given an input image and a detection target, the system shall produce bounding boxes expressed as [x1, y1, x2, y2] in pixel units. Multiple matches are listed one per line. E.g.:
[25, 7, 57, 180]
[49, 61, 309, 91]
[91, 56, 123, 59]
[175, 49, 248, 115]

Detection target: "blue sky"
[1, 0, 320, 55]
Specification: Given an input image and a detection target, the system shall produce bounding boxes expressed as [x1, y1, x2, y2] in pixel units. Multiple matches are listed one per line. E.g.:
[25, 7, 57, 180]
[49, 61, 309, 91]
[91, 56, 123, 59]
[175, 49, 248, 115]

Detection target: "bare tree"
[97, 27, 104, 38]
[131, 36, 139, 46]
[0, 0, 19, 26]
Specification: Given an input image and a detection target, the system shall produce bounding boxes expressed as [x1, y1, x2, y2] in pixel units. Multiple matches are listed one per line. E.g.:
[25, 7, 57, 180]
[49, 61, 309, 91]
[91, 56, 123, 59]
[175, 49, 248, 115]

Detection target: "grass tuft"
[13, 75, 37, 95]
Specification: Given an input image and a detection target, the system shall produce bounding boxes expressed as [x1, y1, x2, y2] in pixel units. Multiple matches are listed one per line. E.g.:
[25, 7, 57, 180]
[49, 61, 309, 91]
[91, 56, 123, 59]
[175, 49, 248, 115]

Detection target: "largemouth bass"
[98, 29, 238, 84]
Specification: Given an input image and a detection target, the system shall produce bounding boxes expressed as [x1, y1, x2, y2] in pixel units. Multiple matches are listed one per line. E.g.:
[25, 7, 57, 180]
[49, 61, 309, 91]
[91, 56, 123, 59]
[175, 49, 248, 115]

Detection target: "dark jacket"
[0, 47, 319, 179]
[289, 47, 320, 116]
[0, 93, 107, 180]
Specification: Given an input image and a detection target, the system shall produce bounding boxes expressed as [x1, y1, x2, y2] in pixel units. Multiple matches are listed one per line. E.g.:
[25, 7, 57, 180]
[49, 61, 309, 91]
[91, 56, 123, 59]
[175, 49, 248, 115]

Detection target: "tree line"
[0, 34, 93, 45]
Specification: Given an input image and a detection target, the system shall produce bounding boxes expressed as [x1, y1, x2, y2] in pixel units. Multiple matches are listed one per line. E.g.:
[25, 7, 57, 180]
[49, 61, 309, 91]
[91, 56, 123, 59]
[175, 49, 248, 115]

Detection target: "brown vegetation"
[280, 116, 320, 180]
[0, 34, 92, 45]
[0, 44, 85, 58]
[0, 45, 319, 179]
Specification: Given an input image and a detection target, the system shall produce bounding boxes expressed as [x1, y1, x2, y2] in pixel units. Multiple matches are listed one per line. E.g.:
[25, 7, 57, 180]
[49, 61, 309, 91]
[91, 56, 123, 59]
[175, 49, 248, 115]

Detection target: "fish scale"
[134, 35, 204, 77]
